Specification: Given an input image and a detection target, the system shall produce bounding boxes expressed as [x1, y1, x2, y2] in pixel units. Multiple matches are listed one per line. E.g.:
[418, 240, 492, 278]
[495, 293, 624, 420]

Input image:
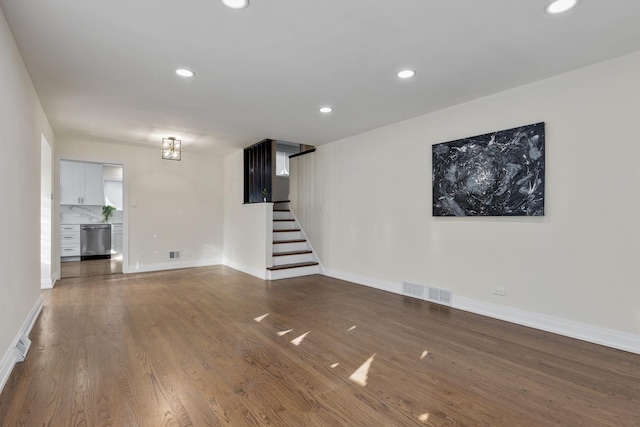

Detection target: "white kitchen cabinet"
[83, 163, 105, 205]
[111, 224, 123, 254]
[60, 161, 83, 205]
[60, 160, 105, 205]
[60, 224, 80, 259]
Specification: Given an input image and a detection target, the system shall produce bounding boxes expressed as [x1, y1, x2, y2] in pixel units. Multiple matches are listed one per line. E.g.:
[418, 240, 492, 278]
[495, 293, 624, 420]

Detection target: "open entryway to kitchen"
[59, 160, 124, 279]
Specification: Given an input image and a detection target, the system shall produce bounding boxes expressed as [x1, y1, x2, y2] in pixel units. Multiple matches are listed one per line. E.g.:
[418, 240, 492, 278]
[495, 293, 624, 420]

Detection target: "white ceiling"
[2, 0, 640, 156]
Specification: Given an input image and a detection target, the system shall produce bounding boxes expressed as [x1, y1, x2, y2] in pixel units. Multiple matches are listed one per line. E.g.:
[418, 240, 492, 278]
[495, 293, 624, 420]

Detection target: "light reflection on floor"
[254, 313, 269, 322]
[253, 312, 429, 418]
[290, 331, 310, 346]
[349, 354, 376, 386]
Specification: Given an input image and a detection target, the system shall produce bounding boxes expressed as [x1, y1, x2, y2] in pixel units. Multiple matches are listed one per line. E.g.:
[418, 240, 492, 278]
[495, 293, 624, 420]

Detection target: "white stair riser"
[273, 253, 315, 266]
[268, 204, 319, 280]
[273, 231, 302, 241]
[273, 220, 296, 230]
[273, 211, 292, 220]
[268, 265, 321, 280]
[273, 241, 308, 252]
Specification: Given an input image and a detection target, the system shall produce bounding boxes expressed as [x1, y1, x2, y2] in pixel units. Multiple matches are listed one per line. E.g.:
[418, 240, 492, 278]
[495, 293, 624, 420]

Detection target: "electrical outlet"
[492, 287, 506, 296]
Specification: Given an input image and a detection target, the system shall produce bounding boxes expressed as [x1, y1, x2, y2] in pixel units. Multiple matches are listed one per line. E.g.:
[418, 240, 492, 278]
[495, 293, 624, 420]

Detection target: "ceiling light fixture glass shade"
[319, 107, 332, 113]
[546, 0, 579, 14]
[161, 137, 182, 161]
[175, 68, 195, 77]
[397, 69, 416, 79]
[222, 0, 249, 9]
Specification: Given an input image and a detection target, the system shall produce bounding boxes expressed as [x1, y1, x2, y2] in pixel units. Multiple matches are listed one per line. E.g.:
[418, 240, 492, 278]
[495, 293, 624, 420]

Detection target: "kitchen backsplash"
[60, 205, 123, 224]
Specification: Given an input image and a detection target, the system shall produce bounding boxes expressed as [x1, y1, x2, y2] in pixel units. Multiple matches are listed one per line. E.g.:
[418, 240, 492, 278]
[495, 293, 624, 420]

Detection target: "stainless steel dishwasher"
[80, 224, 112, 260]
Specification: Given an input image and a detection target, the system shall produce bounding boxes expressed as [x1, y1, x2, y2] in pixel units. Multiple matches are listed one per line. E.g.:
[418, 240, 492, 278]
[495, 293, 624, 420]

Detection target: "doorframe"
[55, 154, 129, 280]
[40, 134, 53, 289]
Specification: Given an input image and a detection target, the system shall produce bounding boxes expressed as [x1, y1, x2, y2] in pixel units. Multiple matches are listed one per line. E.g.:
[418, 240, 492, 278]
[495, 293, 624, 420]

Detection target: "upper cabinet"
[83, 163, 105, 205]
[103, 164, 123, 211]
[60, 160, 105, 205]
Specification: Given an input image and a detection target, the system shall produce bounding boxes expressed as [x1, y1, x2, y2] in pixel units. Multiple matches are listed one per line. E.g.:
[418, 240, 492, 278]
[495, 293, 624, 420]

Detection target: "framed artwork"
[432, 122, 545, 216]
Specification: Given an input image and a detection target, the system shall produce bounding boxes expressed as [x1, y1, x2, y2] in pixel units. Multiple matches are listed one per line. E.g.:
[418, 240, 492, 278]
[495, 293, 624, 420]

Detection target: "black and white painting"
[432, 122, 545, 216]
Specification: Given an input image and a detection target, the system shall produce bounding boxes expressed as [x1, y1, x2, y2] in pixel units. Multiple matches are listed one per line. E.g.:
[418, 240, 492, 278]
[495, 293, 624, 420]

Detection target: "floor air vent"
[15, 334, 31, 362]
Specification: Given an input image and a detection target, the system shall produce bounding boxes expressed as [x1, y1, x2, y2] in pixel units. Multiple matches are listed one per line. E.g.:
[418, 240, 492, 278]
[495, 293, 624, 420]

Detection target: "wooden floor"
[1, 267, 639, 426]
[60, 255, 123, 279]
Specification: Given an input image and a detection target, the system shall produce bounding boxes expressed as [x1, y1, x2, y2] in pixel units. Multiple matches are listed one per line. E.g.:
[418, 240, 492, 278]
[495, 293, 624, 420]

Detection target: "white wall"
[291, 51, 640, 352]
[56, 139, 224, 273]
[223, 150, 272, 279]
[290, 150, 326, 259]
[0, 7, 54, 386]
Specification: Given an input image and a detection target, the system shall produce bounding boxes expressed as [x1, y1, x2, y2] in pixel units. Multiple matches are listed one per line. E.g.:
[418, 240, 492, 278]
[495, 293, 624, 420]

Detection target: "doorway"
[59, 161, 124, 279]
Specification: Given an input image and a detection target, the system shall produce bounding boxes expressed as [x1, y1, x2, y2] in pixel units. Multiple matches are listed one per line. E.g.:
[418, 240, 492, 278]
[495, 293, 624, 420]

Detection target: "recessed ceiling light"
[222, 0, 249, 9]
[175, 69, 195, 77]
[546, 0, 579, 14]
[397, 69, 416, 79]
[319, 107, 332, 113]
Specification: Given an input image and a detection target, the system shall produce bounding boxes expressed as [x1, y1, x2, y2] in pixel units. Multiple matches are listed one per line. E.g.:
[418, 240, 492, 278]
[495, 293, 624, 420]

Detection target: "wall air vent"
[403, 282, 425, 299]
[439, 289, 452, 305]
[169, 251, 181, 260]
[403, 282, 452, 306]
[403, 282, 412, 295]
[426, 286, 452, 306]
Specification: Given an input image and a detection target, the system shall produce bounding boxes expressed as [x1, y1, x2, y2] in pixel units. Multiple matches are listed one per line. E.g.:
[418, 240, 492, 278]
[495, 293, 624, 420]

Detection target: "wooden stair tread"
[267, 261, 319, 271]
[273, 250, 312, 257]
[273, 209, 290, 212]
[273, 239, 306, 244]
[273, 229, 301, 232]
[273, 219, 295, 222]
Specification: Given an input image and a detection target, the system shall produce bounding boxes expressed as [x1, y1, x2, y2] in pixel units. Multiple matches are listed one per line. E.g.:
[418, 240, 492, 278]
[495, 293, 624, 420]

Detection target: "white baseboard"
[123, 258, 222, 274]
[223, 259, 267, 280]
[41, 278, 53, 289]
[0, 295, 44, 394]
[322, 268, 640, 355]
[453, 296, 640, 355]
[42, 272, 57, 289]
[323, 268, 400, 295]
[267, 264, 321, 280]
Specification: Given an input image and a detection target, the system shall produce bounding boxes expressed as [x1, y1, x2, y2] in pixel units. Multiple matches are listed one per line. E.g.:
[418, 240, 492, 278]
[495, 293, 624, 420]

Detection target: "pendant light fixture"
[161, 137, 182, 161]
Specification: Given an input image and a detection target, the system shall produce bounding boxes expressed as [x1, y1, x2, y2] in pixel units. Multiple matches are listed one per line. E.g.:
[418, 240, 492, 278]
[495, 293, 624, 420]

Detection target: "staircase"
[267, 201, 321, 280]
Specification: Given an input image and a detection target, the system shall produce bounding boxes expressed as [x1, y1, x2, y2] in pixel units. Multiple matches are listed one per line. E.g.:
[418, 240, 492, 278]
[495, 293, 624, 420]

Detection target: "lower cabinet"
[60, 224, 80, 260]
[111, 224, 123, 254]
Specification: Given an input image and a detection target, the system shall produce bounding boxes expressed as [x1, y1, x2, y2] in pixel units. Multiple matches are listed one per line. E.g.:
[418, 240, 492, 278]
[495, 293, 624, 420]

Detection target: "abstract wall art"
[432, 122, 545, 216]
